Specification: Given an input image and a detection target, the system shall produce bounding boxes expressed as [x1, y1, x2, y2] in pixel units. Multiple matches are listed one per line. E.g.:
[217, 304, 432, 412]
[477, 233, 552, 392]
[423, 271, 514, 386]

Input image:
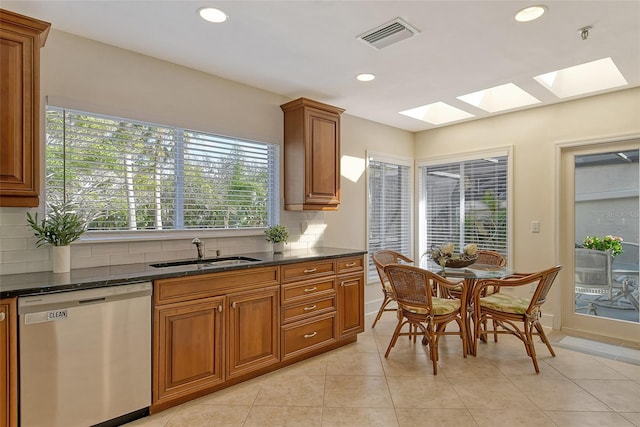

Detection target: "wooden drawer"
[154, 266, 279, 305]
[282, 312, 336, 359]
[281, 260, 335, 283]
[281, 277, 335, 304]
[282, 295, 335, 324]
[336, 256, 364, 274]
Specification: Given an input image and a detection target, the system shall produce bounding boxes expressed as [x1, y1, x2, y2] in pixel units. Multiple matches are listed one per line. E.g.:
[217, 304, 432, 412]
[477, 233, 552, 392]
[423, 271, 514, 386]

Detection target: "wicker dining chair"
[371, 250, 414, 328]
[475, 249, 507, 268]
[472, 265, 562, 373]
[383, 264, 467, 375]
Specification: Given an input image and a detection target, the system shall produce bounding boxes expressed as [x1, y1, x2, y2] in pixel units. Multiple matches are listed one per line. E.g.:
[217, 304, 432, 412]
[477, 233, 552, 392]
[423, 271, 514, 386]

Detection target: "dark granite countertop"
[0, 247, 367, 298]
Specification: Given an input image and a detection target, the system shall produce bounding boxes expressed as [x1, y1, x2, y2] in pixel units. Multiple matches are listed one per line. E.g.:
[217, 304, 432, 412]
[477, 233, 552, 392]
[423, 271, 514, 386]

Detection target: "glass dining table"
[419, 258, 514, 355]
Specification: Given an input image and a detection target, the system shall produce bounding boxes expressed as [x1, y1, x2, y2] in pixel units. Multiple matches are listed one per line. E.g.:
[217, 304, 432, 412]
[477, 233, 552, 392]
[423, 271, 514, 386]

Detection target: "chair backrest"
[475, 249, 507, 267]
[383, 264, 434, 309]
[528, 265, 562, 312]
[372, 250, 413, 287]
[574, 248, 612, 295]
[383, 264, 461, 310]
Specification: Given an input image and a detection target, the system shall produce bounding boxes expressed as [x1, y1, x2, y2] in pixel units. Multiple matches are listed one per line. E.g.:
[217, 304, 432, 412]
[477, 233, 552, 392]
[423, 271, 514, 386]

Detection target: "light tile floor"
[126, 313, 640, 427]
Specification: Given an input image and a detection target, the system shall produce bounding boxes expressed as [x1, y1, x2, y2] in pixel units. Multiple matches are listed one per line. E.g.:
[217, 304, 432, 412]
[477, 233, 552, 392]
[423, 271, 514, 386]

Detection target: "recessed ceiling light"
[198, 7, 227, 23]
[533, 57, 628, 98]
[515, 5, 547, 22]
[399, 102, 475, 125]
[458, 83, 540, 113]
[356, 73, 375, 82]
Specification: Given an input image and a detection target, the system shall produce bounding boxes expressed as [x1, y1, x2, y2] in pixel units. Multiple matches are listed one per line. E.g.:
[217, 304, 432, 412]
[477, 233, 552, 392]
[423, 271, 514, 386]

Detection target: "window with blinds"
[367, 155, 412, 281]
[45, 106, 279, 231]
[418, 154, 508, 258]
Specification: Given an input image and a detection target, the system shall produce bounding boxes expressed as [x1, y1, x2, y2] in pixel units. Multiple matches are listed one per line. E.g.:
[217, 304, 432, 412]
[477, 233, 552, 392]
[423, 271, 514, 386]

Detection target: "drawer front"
[282, 295, 335, 324]
[336, 256, 364, 274]
[281, 277, 335, 304]
[282, 313, 336, 358]
[155, 266, 279, 305]
[281, 260, 335, 283]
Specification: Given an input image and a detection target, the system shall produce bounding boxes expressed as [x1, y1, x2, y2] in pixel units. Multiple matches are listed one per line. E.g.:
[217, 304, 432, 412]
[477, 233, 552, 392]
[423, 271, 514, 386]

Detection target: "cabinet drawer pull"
[0, 312, 5, 322]
[303, 305, 317, 311]
[303, 268, 317, 273]
[303, 331, 317, 338]
[232, 302, 237, 309]
[345, 262, 356, 267]
[303, 286, 317, 293]
[218, 305, 223, 312]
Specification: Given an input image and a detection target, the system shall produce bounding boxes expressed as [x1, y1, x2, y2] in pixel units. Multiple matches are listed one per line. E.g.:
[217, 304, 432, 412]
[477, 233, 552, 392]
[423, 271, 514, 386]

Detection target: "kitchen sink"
[150, 256, 262, 268]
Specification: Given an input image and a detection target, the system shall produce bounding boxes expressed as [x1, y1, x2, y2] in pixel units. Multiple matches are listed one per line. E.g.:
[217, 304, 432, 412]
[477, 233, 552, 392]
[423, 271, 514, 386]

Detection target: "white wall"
[414, 87, 640, 329]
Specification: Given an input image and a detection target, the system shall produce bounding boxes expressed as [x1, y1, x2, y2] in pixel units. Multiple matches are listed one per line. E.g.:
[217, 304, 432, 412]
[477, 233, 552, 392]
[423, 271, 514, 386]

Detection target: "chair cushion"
[479, 292, 531, 314]
[403, 298, 461, 316]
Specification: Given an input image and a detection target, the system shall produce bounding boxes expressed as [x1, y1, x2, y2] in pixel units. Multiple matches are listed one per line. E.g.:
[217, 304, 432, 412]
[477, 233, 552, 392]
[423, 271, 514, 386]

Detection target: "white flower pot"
[273, 242, 284, 254]
[52, 245, 71, 273]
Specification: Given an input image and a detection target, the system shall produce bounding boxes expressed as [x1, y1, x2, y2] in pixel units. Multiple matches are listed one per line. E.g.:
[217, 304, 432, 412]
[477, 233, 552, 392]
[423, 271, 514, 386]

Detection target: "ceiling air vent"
[357, 18, 420, 50]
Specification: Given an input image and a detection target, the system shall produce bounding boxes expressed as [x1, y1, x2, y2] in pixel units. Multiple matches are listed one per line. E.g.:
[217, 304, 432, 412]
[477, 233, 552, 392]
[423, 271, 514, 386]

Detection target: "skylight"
[399, 102, 475, 125]
[457, 83, 540, 113]
[533, 57, 628, 98]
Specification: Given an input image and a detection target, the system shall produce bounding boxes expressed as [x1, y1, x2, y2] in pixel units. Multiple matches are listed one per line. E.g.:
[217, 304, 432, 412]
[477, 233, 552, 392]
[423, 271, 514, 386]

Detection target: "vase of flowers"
[26, 202, 93, 273]
[582, 235, 623, 257]
[264, 225, 288, 254]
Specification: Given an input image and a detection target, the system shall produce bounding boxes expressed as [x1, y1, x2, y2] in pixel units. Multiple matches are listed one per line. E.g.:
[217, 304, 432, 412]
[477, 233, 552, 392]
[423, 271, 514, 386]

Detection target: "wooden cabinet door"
[154, 297, 225, 405]
[0, 298, 17, 427]
[0, 10, 50, 207]
[227, 286, 280, 378]
[337, 273, 365, 339]
[281, 97, 344, 211]
[304, 107, 340, 206]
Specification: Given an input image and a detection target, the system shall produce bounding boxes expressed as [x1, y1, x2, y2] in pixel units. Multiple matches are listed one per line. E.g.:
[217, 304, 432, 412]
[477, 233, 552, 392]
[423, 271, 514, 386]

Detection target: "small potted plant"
[583, 235, 623, 257]
[26, 202, 92, 273]
[264, 224, 288, 254]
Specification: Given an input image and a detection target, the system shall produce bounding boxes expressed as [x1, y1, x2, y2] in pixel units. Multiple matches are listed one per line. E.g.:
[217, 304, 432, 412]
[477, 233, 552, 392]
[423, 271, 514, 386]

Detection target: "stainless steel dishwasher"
[19, 282, 152, 427]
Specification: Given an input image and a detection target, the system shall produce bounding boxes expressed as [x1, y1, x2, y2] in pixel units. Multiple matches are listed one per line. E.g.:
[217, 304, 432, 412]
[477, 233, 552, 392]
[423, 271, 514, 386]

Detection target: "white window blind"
[419, 155, 508, 258]
[46, 106, 279, 231]
[367, 155, 412, 281]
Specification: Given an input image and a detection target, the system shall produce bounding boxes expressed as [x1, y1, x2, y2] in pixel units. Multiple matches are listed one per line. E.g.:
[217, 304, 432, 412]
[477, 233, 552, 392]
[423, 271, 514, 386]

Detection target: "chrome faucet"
[192, 238, 204, 260]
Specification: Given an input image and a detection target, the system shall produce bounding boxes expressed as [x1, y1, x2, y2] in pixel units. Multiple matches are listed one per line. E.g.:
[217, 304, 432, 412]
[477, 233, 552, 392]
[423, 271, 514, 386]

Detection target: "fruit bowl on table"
[432, 255, 478, 268]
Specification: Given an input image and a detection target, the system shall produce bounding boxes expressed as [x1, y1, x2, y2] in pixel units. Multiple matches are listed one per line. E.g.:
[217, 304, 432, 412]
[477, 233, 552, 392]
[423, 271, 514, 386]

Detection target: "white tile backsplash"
[0, 208, 323, 275]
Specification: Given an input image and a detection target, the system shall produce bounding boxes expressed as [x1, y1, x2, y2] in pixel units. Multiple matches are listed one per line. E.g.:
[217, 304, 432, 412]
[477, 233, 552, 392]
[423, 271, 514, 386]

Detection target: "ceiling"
[3, 1, 640, 132]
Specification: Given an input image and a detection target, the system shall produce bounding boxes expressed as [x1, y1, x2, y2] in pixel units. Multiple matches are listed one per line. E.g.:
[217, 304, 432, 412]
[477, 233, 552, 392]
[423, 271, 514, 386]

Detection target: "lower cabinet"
[0, 298, 17, 427]
[227, 286, 280, 378]
[337, 257, 366, 339]
[337, 273, 365, 339]
[154, 297, 225, 406]
[152, 255, 364, 413]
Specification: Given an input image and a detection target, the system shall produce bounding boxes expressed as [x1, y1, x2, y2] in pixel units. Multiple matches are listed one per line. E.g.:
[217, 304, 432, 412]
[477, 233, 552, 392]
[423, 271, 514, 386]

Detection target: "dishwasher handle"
[78, 297, 107, 305]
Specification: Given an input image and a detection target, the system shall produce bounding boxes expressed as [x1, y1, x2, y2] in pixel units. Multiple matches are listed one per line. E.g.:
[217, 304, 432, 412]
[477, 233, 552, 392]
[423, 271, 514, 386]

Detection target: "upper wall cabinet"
[280, 98, 344, 211]
[0, 9, 50, 207]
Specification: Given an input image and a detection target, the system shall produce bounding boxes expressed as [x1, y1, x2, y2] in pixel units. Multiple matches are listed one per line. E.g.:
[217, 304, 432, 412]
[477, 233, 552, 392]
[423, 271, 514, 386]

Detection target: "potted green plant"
[264, 224, 288, 254]
[26, 202, 92, 273]
[583, 235, 623, 257]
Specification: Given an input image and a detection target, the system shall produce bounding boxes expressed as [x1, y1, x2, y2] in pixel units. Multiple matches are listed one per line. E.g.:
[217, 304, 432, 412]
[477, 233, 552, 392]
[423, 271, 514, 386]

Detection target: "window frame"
[366, 151, 414, 282]
[416, 147, 513, 266]
[45, 105, 280, 242]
